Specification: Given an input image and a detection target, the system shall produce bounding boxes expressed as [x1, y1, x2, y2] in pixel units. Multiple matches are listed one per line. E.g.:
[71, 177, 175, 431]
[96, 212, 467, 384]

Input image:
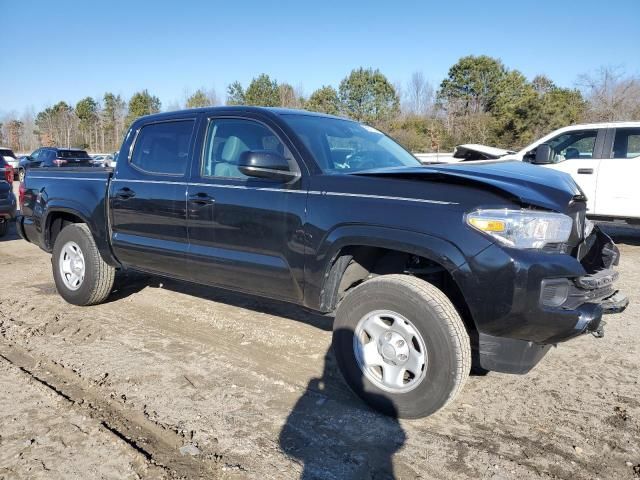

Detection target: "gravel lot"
[0, 218, 638, 480]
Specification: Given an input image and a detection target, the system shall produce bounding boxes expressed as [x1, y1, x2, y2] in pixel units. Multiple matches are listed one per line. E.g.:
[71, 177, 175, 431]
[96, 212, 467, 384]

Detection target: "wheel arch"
[313, 225, 476, 332]
[44, 202, 119, 267]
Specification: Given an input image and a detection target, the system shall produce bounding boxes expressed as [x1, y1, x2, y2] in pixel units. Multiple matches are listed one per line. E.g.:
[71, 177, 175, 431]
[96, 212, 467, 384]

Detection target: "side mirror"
[531, 144, 554, 165]
[238, 150, 297, 181]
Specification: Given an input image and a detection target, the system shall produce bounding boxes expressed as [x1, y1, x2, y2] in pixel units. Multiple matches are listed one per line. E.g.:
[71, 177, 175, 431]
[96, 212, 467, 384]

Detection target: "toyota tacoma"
[16, 107, 628, 418]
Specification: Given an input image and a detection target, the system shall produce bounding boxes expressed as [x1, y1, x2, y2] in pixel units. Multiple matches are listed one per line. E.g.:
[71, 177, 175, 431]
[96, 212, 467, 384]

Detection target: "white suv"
[502, 122, 640, 223]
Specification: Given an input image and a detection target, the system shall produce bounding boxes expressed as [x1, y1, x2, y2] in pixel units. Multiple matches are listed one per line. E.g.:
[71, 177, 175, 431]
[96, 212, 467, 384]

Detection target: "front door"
[186, 116, 307, 302]
[542, 128, 605, 213]
[595, 127, 640, 219]
[109, 118, 196, 279]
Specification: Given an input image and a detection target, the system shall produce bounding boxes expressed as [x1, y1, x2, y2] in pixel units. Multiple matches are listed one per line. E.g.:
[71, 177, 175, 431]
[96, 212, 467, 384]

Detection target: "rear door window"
[130, 120, 195, 176]
[612, 128, 640, 158]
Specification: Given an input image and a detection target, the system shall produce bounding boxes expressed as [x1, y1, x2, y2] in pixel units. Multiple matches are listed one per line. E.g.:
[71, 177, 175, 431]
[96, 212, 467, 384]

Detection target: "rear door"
[594, 127, 640, 219]
[542, 128, 605, 213]
[109, 117, 197, 279]
[185, 114, 307, 302]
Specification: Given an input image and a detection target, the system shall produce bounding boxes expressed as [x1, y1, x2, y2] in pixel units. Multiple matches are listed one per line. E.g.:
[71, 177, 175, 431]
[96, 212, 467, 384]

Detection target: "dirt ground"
[0, 218, 639, 480]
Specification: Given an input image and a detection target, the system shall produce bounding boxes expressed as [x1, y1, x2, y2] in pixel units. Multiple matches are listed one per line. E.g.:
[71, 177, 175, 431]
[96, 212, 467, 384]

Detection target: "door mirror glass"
[238, 150, 296, 181]
[532, 144, 554, 165]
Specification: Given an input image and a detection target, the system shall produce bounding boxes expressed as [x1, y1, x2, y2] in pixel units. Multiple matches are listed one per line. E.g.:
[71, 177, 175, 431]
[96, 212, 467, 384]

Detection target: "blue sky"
[1, 0, 639, 115]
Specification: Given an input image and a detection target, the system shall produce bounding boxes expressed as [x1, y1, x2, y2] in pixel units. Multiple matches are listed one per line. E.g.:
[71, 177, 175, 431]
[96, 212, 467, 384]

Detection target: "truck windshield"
[281, 114, 421, 173]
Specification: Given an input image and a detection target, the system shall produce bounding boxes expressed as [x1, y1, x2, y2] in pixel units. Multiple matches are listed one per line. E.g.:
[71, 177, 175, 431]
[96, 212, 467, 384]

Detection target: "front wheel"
[18, 169, 25, 182]
[52, 223, 115, 306]
[333, 274, 470, 418]
[0, 221, 7, 238]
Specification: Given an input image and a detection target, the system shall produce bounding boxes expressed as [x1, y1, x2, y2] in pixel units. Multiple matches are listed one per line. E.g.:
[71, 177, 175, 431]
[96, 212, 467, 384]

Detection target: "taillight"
[53, 159, 68, 167]
[19, 182, 26, 209]
[3, 165, 12, 183]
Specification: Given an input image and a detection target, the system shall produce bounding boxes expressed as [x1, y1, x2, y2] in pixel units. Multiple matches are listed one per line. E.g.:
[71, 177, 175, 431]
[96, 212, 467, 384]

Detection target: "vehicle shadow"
[279, 328, 407, 480]
[596, 222, 640, 247]
[106, 272, 333, 332]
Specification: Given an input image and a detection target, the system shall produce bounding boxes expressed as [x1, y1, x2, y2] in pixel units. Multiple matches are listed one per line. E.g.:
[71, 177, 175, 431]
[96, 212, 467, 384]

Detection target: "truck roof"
[556, 121, 640, 130]
[133, 106, 349, 124]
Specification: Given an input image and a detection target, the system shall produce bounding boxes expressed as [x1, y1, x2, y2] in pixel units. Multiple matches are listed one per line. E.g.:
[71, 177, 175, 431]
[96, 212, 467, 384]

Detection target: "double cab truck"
[16, 107, 628, 418]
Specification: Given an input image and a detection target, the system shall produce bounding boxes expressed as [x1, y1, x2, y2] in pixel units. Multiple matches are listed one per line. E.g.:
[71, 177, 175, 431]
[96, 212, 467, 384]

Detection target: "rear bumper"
[0, 196, 17, 221]
[461, 226, 627, 373]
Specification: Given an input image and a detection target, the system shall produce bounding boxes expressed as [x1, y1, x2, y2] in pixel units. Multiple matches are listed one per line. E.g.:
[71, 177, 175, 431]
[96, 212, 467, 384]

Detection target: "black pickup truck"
[16, 107, 628, 418]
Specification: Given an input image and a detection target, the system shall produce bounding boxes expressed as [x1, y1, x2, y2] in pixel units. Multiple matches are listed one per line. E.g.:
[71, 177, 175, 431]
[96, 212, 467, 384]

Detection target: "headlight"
[466, 209, 573, 249]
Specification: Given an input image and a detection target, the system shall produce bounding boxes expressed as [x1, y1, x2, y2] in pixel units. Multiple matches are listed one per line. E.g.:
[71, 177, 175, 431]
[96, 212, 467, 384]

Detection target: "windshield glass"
[0, 149, 16, 158]
[280, 114, 421, 173]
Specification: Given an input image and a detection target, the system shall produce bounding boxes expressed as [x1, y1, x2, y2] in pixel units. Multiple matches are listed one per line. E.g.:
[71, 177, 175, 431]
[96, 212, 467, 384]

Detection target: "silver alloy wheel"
[353, 309, 427, 393]
[59, 241, 85, 291]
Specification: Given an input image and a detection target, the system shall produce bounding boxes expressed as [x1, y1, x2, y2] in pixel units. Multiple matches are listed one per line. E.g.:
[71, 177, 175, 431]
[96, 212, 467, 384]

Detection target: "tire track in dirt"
[0, 340, 223, 480]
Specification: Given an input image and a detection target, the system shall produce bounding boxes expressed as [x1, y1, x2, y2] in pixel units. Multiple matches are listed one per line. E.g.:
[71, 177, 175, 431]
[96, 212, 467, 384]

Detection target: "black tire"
[333, 274, 470, 419]
[18, 169, 25, 182]
[0, 221, 7, 238]
[52, 223, 115, 306]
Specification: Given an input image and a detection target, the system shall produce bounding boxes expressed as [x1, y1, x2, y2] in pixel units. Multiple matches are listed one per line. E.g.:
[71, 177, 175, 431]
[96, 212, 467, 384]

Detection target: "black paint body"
[16, 107, 624, 374]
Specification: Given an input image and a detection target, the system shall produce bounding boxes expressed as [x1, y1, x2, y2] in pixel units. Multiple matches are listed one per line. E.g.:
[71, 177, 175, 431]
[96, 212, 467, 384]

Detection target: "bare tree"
[578, 66, 640, 121]
[404, 71, 434, 116]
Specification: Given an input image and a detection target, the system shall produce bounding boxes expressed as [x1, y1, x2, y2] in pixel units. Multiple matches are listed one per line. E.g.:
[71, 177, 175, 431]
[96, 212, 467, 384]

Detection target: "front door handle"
[577, 168, 594, 175]
[116, 187, 136, 199]
[188, 192, 215, 206]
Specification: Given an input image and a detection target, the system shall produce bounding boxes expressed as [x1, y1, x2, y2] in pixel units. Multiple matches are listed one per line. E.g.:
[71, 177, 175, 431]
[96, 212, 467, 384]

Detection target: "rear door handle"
[577, 168, 594, 175]
[188, 192, 215, 206]
[116, 187, 136, 199]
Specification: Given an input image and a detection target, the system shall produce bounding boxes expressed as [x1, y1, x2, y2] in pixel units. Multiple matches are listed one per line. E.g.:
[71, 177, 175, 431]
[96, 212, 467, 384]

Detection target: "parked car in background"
[105, 152, 118, 168]
[18, 148, 94, 181]
[507, 122, 640, 224]
[16, 107, 627, 418]
[1, 147, 19, 174]
[0, 177, 17, 237]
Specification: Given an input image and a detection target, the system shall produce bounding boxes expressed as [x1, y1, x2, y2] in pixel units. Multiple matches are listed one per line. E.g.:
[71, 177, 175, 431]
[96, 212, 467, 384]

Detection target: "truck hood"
[453, 144, 513, 160]
[353, 160, 584, 212]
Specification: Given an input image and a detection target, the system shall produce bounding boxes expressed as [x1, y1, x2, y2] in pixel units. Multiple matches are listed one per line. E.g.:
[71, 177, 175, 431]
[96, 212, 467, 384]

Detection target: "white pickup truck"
[417, 122, 640, 223]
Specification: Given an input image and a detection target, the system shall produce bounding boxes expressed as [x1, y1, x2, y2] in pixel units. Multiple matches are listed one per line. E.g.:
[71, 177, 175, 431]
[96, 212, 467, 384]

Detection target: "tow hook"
[592, 321, 606, 338]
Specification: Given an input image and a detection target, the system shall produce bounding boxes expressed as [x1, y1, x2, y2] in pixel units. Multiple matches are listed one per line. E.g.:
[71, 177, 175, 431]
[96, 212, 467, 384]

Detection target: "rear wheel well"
[47, 212, 85, 250]
[323, 246, 474, 332]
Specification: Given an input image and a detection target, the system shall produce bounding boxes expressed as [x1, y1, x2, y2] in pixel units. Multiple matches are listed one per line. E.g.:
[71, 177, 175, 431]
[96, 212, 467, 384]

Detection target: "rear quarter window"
[130, 120, 195, 175]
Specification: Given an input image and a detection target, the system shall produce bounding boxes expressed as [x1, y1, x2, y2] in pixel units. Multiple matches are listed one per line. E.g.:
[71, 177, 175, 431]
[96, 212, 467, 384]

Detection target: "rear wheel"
[52, 223, 115, 306]
[18, 169, 25, 182]
[333, 274, 470, 418]
[0, 221, 7, 238]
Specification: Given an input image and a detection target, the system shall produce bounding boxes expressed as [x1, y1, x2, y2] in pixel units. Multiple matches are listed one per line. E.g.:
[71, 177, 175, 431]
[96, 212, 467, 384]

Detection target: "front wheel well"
[322, 246, 474, 331]
[47, 212, 85, 250]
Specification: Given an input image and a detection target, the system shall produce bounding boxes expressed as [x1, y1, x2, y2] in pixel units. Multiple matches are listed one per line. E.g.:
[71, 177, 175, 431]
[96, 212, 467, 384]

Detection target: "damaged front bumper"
[463, 226, 628, 374]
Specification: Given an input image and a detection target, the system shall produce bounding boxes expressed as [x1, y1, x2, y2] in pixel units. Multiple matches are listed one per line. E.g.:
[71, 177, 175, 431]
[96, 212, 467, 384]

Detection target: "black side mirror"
[531, 144, 554, 165]
[238, 150, 297, 181]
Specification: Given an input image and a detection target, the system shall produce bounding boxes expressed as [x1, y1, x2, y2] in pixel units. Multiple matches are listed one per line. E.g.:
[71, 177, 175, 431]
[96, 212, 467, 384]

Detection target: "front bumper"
[461, 226, 627, 373]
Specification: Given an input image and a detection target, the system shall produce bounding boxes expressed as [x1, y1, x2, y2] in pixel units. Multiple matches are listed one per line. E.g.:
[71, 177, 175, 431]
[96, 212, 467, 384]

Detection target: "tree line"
[1, 56, 639, 154]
